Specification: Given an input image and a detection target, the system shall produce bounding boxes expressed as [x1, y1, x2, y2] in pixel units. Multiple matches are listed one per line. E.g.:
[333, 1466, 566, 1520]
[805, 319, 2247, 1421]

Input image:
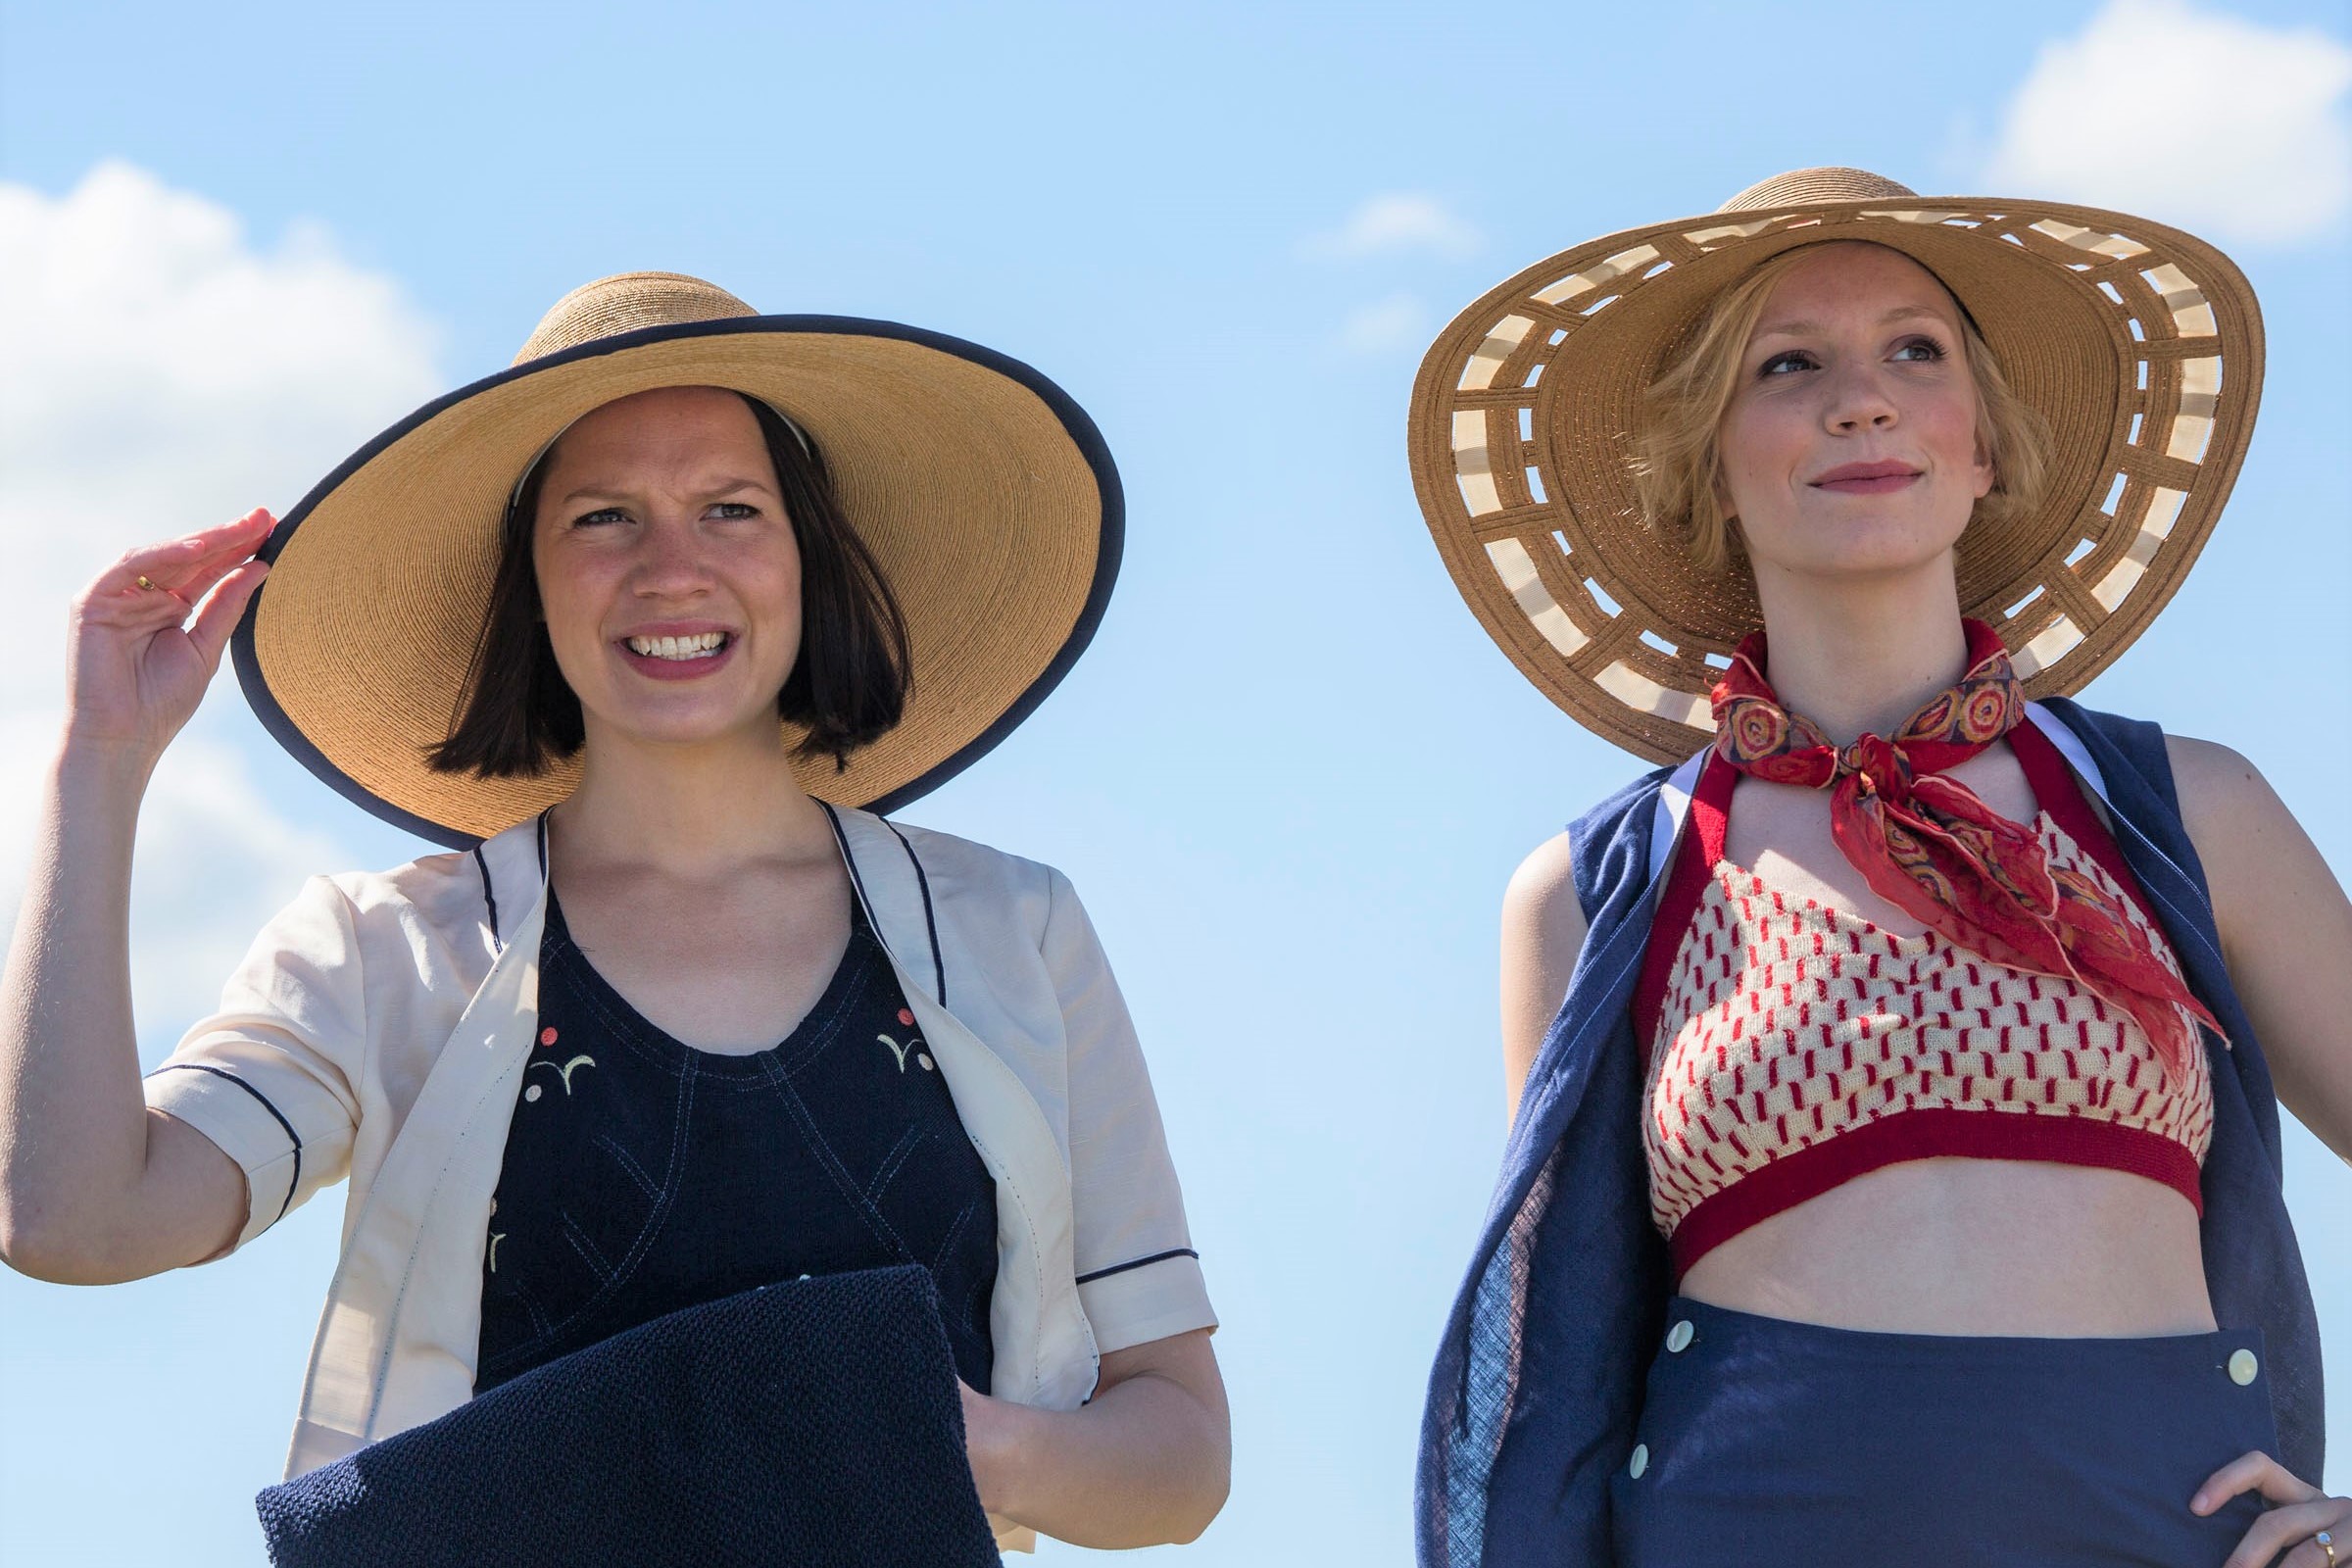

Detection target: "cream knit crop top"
[1633, 725, 2212, 1277]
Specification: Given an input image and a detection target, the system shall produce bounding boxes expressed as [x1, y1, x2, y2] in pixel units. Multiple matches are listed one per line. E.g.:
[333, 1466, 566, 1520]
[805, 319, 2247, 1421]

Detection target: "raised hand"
[1, 509, 275, 1286]
[64, 509, 275, 759]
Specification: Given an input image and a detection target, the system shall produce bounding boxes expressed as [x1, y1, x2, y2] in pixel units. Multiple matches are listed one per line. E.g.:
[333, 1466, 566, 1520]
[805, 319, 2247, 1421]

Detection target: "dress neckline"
[1706, 808, 2094, 956]
[540, 885, 878, 1072]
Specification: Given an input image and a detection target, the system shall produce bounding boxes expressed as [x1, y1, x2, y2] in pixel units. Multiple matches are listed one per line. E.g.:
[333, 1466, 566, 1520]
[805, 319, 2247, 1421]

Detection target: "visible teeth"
[626, 632, 726, 660]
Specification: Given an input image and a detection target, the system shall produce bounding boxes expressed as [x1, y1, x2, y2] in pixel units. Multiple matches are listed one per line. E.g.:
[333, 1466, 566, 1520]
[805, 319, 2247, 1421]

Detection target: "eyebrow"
[1751, 304, 1952, 340]
[554, 476, 772, 508]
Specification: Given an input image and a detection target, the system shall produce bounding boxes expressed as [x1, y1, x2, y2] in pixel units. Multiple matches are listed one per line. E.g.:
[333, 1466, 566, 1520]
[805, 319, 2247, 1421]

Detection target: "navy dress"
[476, 889, 998, 1394]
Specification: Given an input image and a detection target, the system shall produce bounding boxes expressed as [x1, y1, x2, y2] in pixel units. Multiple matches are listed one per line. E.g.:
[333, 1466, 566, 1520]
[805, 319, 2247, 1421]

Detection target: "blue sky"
[3, 2, 2348, 1562]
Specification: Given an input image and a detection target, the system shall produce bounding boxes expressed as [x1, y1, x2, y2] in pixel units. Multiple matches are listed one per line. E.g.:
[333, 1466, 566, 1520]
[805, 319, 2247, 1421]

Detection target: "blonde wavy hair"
[1632, 243, 2052, 574]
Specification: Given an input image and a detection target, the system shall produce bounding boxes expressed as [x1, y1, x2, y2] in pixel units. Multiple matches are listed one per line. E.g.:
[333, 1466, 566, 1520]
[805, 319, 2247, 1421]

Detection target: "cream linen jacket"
[144, 806, 1214, 1551]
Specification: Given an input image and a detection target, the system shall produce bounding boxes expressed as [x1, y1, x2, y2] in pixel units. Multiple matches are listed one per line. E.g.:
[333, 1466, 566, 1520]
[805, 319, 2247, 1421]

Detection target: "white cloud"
[0, 162, 442, 1046]
[1983, 0, 2352, 245]
[1304, 193, 1482, 261]
[1337, 292, 1430, 356]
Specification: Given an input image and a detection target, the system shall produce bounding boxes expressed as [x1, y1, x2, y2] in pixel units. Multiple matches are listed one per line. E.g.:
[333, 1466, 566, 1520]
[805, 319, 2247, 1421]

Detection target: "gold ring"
[134, 575, 157, 591]
[2317, 1529, 2336, 1567]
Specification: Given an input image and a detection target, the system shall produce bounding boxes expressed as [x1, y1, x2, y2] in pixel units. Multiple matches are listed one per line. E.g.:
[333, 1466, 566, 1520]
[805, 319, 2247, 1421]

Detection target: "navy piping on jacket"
[883, 819, 949, 1006]
[1074, 1248, 1200, 1286]
[149, 1063, 303, 1224]
[471, 847, 500, 949]
[814, 805, 954, 1019]
[817, 803, 901, 962]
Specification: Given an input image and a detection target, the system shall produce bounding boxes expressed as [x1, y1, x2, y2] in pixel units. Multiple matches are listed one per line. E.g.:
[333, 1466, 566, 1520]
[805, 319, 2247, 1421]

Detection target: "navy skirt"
[1612, 1298, 2279, 1567]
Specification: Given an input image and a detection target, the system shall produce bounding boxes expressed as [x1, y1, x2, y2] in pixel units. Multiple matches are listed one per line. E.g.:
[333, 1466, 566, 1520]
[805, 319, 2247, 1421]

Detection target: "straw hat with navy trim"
[1406, 168, 2263, 764]
[234, 271, 1121, 848]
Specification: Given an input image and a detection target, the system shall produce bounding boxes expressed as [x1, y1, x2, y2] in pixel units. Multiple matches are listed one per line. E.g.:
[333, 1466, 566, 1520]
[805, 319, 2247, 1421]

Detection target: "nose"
[627, 512, 713, 600]
[1821, 359, 1898, 434]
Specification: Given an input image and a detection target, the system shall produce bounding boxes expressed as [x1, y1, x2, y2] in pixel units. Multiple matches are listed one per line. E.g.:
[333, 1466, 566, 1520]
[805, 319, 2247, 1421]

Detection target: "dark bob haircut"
[425, 393, 912, 779]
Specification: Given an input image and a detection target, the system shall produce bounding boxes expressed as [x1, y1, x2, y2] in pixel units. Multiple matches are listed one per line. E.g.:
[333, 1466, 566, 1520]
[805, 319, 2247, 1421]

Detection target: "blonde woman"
[1409, 172, 2350, 1565]
[0, 274, 1227, 1555]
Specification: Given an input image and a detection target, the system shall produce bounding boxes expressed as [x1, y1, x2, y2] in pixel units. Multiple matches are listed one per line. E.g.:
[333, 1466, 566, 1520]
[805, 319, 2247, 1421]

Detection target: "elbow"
[1156, 1414, 1232, 1545]
[1166, 1467, 1230, 1545]
[0, 1188, 173, 1286]
[0, 1199, 101, 1284]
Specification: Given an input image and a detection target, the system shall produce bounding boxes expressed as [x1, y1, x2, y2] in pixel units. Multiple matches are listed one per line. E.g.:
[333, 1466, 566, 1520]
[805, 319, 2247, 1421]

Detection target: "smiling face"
[1717, 242, 1995, 588]
[531, 385, 803, 754]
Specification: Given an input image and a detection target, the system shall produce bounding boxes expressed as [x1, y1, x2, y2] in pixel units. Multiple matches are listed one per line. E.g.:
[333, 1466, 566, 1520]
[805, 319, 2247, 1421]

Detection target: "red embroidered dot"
[897, 1008, 914, 1027]
[539, 1027, 558, 1047]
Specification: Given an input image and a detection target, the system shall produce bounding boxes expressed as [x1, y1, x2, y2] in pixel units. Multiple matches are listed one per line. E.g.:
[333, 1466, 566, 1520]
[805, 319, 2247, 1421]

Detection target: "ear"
[1971, 424, 1998, 503]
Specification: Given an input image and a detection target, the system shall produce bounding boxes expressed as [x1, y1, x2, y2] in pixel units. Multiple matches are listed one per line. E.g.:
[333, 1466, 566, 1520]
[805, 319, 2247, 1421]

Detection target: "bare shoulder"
[1502, 829, 1584, 932]
[2164, 732, 2268, 808]
[2160, 732, 2334, 934]
[1500, 830, 1587, 1118]
[2162, 733, 2291, 856]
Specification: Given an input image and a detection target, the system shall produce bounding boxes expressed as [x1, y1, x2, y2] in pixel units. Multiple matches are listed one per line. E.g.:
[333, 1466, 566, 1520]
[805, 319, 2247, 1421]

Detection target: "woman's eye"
[710, 502, 760, 520]
[571, 507, 628, 528]
[1759, 350, 1816, 377]
[1891, 336, 1947, 363]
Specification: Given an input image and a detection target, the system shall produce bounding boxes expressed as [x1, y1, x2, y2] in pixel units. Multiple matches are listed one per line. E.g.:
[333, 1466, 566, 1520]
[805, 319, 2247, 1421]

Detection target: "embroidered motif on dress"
[1644, 810, 2213, 1266]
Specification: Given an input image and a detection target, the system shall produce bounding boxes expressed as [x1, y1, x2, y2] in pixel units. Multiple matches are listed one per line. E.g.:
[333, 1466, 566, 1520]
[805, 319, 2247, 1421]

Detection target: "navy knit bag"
[256, 1264, 999, 1567]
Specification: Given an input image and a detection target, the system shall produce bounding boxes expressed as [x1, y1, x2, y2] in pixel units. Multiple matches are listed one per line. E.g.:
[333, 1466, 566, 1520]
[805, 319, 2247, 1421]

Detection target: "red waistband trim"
[1666, 1106, 2205, 1280]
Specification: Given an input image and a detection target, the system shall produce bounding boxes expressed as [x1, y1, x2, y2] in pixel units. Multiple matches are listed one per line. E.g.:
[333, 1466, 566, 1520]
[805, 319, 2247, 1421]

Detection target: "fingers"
[2222, 1499, 2350, 1568]
[2199, 1451, 2346, 1568]
[2197, 1449, 2325, 1514]
[159, 532, 272, 617]
[94, 509, 276, 600]
[183, 559, 270, 670]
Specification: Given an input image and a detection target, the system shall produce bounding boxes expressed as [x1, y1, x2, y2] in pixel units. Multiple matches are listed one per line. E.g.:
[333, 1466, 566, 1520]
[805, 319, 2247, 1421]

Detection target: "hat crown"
[512, 271, 757, 367]
[1719, 167, 1918, 213]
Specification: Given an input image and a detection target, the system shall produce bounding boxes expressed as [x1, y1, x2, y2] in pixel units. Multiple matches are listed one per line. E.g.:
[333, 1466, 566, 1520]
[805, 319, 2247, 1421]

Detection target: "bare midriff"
[1679, 1156, 2216, 1336]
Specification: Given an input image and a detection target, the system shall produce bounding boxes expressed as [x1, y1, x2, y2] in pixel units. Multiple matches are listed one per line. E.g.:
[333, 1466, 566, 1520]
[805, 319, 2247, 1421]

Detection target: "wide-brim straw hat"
[234, 271, 1120, 847]
[1406, 168, 2263, 763]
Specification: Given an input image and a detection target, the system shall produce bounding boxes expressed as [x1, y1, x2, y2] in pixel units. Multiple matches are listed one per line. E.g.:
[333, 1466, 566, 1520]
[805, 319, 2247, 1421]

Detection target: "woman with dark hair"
[0, 273, 1227, 1554]
[1406, 172, 2350, 1565]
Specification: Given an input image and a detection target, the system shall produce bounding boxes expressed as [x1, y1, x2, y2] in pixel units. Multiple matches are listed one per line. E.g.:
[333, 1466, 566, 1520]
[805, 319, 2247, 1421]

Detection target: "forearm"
[968, 1337, 1230, 1547]
[0, 741, 167, 1274]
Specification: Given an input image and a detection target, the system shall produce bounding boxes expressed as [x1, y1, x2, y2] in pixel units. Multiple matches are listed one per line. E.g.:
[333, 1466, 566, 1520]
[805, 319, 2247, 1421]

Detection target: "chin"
[1778, 514, 1965, 580]
[588, 694, 784, 753]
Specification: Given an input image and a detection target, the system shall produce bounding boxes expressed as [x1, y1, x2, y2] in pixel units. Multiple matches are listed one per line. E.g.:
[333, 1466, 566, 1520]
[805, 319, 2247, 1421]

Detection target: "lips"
[612, 622, 738, 682]
[1810, 460, 1922, 495]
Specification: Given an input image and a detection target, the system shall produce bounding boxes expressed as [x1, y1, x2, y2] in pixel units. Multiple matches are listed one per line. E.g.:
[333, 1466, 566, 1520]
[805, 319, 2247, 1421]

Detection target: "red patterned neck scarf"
[1710, 617, 2219, 1084]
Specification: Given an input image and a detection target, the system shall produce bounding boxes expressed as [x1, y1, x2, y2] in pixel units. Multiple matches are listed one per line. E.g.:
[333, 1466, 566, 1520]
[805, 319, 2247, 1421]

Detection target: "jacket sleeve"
[1042, 867, 1217, 1354]
[140, 874, 368, 1251]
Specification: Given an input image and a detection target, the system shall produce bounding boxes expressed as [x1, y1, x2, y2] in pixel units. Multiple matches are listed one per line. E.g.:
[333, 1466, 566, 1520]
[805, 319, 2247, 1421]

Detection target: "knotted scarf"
[1710, 618, 2220, 1085]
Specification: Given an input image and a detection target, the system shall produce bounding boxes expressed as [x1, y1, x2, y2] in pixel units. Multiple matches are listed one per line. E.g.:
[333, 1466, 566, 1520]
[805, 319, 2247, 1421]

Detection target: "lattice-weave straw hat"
[1406, 168, 2263, 763]
[235, 272, 1120, 846]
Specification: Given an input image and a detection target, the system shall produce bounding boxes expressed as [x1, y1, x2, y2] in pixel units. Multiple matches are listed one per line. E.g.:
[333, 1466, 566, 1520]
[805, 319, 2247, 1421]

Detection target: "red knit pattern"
[1645, 811, 2212, 1277]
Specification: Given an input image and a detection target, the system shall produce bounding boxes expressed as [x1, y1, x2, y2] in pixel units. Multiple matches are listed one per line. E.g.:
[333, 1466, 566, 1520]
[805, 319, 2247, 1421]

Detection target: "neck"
[1748, 556, 1971, 744]
[551, 719, 836, 881]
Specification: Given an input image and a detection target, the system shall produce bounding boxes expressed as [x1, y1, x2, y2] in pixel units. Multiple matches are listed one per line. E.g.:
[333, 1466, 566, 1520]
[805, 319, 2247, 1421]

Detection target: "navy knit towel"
[255, 1265, 999, 1567]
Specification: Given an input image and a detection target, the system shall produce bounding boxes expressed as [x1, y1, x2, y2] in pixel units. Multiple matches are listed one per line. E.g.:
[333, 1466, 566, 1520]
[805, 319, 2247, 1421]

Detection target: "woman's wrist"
[53, 731, 162, 797]
[960, 1384, 1043, 1522]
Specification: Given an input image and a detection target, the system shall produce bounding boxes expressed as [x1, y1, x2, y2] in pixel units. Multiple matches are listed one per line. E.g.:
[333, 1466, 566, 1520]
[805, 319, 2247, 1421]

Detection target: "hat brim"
[234, 316, 1121, 847]
[1407, 195, 2263, 762]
